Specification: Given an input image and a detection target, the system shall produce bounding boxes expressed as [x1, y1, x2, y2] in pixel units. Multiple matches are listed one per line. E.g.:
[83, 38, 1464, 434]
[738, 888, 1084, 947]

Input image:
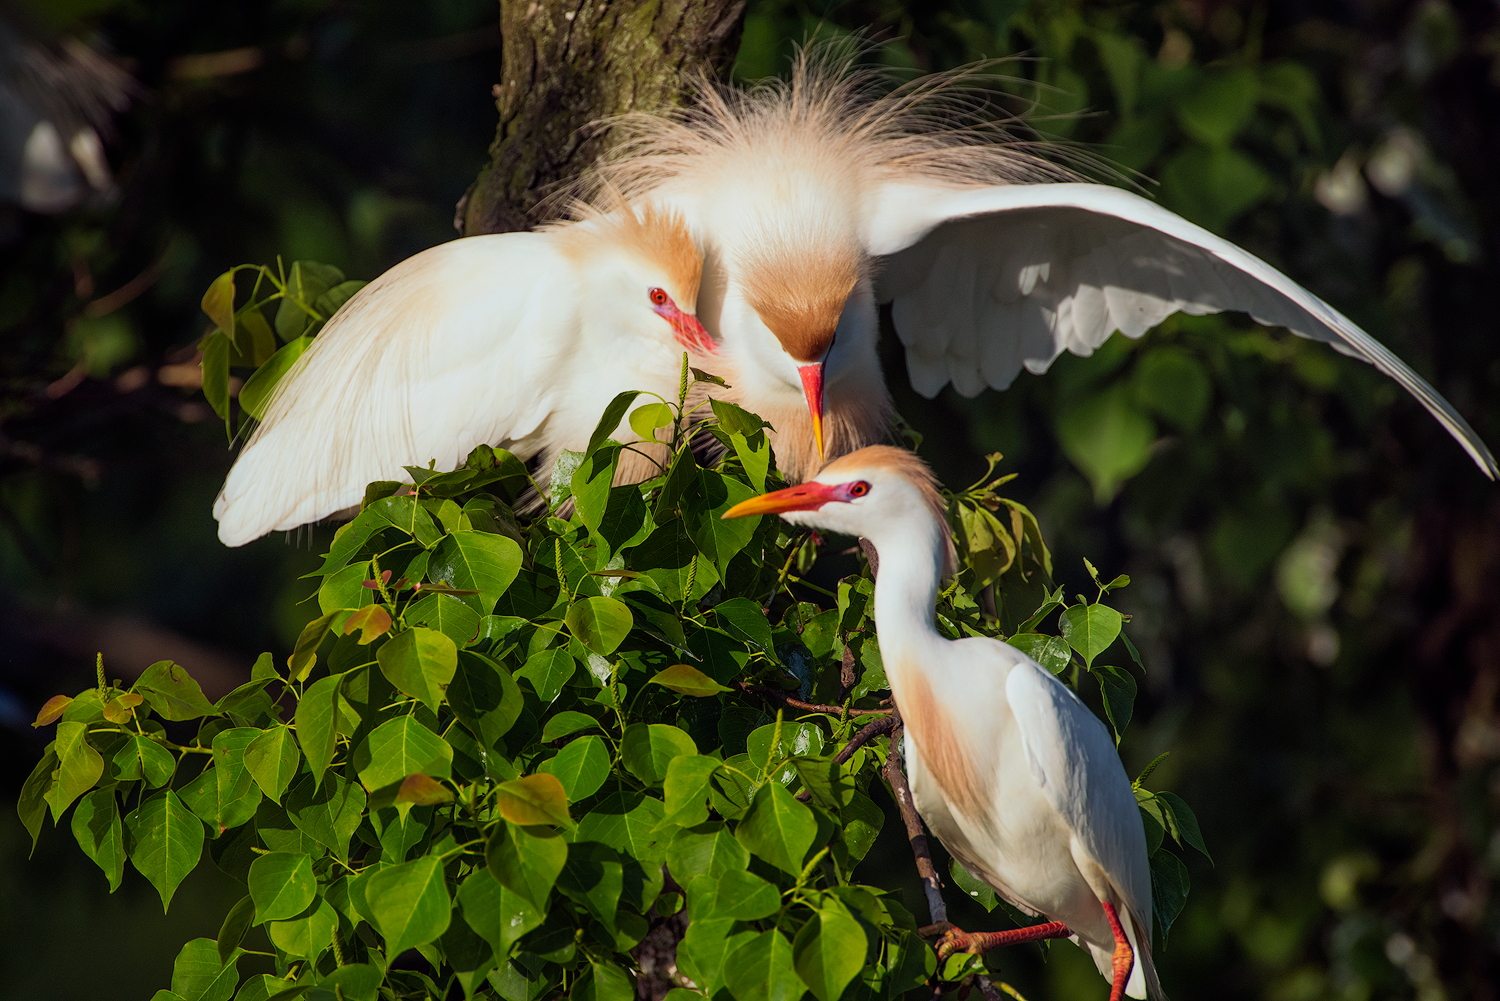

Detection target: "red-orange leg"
[919, 920, 1072, 961]
[1101, 901, 1133, 1001]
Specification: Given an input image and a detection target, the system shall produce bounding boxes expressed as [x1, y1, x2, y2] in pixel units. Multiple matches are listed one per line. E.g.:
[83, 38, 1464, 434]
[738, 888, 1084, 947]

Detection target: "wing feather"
[1004, 660, 1153, 947]
[871, 182, 1497, 478]
[214, 233, 582, 546]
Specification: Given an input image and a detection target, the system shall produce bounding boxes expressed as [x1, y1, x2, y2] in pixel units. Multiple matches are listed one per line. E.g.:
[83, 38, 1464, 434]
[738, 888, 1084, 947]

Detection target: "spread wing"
[867, 181, 1496, 478]
[214, 232, 582, 546]
[1004, 659, 1153, 944]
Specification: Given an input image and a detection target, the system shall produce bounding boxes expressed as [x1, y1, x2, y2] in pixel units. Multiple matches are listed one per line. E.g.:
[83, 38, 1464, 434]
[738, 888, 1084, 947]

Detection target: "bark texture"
[456, 0, 749, 236]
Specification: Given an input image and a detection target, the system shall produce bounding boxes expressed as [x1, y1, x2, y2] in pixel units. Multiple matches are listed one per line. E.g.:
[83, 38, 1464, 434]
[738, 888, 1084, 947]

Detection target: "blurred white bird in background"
[213, 47, 1495, 546]
[724, 444, 1162, 1001]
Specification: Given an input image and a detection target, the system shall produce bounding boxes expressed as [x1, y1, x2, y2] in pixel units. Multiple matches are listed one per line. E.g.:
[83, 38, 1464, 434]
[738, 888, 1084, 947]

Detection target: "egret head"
[722, 445, 956, 575]
[554, 202, 714, 355]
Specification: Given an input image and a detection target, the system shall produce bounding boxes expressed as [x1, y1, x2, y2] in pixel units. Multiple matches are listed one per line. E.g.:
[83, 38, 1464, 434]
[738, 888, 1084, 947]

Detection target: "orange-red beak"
[722, 481, 841, 520]
[798, 363, 826, 460]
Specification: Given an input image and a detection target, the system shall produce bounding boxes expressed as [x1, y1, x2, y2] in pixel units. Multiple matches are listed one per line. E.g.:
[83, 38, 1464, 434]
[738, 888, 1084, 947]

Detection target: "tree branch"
[733, 680, 891, 717]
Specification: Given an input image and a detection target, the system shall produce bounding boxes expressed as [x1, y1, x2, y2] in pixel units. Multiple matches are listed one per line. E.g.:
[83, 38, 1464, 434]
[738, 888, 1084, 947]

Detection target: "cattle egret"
[724, 444, 1161, 1001]
[214, 51, 1495, 545]
[213, 203, 710, 546]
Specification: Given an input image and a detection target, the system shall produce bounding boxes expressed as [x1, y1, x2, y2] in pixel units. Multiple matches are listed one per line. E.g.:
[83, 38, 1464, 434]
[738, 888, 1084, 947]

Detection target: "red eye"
[649, 287, 669, 306]
[847, 481, 870, 497]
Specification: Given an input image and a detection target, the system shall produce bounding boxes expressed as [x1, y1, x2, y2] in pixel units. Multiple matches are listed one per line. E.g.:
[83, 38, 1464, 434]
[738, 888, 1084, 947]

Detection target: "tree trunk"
[456, 0, 749, 236]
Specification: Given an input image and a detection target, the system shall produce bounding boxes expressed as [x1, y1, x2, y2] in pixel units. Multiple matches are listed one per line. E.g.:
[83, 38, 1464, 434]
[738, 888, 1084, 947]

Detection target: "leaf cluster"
[24, 288, 1207, 1001]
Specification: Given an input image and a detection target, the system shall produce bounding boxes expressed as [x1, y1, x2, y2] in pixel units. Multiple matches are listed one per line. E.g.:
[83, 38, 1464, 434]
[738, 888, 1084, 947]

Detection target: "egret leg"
[919, 920, 1071, 961]
[1101, 901, 1133, 1001]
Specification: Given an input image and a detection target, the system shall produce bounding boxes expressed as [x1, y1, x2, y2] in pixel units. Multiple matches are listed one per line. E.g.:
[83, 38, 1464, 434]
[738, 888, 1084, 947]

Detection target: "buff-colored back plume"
[571, 40, 1090, 211]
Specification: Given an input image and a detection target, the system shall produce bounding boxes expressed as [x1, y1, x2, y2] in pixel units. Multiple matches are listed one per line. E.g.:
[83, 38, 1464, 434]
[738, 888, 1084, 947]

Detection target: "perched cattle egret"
[724, 445, 1160, 1001]
[214, 204, 711, 545]
[214, 50, 1495, 545]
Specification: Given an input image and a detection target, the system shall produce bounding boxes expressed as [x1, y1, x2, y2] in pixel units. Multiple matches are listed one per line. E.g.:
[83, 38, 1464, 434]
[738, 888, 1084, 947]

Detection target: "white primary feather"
[868, 181, 1497, 478]
[214, 230, 692, 546]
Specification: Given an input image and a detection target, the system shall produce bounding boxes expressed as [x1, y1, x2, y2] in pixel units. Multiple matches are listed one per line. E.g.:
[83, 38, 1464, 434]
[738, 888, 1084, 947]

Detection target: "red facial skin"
[650, 288, 716, 355]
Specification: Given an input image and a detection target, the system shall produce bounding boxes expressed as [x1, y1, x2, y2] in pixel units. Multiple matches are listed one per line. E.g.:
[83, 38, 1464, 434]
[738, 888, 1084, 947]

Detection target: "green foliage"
[20, 351, 1203, 998]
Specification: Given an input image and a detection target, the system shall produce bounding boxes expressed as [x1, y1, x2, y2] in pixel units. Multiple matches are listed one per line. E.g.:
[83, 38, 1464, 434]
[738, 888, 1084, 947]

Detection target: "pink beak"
[655, 301, 717, 355]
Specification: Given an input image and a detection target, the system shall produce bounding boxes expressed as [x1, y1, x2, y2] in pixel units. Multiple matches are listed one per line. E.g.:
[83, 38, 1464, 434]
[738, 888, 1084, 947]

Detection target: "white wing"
[867, 182, 1497, 478]
[1004, 660, 1153, 944]
[215, 233, 589, 546]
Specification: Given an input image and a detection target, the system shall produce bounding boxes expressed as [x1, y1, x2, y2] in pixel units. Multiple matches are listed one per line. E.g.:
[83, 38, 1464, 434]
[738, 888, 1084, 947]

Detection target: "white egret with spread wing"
[213, 51, 1494, 546]
[724, 444, 1162, 1001]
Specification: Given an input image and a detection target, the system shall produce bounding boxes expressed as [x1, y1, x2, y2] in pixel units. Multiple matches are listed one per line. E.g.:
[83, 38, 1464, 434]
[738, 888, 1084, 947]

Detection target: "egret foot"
[919, 919, 1072, 961]
[1101, 901, 1133, 1001]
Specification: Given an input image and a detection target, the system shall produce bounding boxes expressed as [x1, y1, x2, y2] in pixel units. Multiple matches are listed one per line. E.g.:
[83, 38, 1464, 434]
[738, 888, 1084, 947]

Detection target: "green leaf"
[667, 823, 748, 881]
[217, 895, 255, 964]
[354, 715, 453, 792]
[1007, 633, 1072, 674]
[566, 596, 634, 655]
[1150, 849, 1190, 947]
[294, 673, 344, 788]
[682, 470, 760, 572]
[238, 336, 311, 420]
[735, 782, 817, 876]
[268, 898, 337, 960]
[1158, 145, 1271, 233]
[541, 710, 600, 743]
[650, 663, 732, 697]
[212, 727, 264, 829]
[126, 790, 206, 912]
[730, 431, 770, 491]
[539, 735, 611, 801]
[572, 962, 635, 1001]
[793, 898, 866, 1001]
[134, 661, 221, 721]
[588, 391, 644, 455]
[1055, 385, 1156, 504]
[201, 330, 230, 420]
[427, 531, 524, 615]
[835, 791, 882, 864]
[287, 611, 339, 680]
[662, 755, 719, 828]
[46, 720, 103, 820]
[713, 597, 774, 654]
[1094, 664, 1138, 739]
[460, 869, 544, 958]
[170, 937, 238, 1001]
[497, 773, 571, 826]
[248, 851, 316, 923]
[678, 918, 756, 997]
[71, 788, 125, 891]
[368, 855, 452, 958]
[316, 964, 381, 1001]
[448, 651, 524, 748]
[629, 402, 675, 440]
[1060, 604, 1123, 668]
[621, 724, 697, 786]
[486, 823, 568, 911]
[286, 772, 366, 863]
[709, 399, 769, 435]
[17, 751, 56, 848]
[576, 792, 669, 873]
[377, 627, 458, 713]
[1156, 791, 1212, 863]
[724, 929, 804, 1001]
[516, 648, 577, 704]
[701, 869, 781, 921]
[403, 592, 479, 645]
[112, 733, 177, 788]
[243, 727, 301, 805]
[948, 859, 997, 911]
[571, 446, 620, 538]
[201, 271, 236, 339]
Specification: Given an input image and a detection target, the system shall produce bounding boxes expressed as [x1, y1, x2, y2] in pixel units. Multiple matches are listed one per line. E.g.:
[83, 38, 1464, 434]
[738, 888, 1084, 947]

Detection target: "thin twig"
[733, 681, 891, 717]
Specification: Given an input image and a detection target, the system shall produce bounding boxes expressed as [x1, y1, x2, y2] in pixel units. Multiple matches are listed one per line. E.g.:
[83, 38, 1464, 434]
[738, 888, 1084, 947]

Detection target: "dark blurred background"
[2, 0, 1498, 997]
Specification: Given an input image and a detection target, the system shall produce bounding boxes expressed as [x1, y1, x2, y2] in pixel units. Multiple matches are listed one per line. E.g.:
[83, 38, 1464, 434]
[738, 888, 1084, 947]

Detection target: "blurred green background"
[2, 0, 1498, 997]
